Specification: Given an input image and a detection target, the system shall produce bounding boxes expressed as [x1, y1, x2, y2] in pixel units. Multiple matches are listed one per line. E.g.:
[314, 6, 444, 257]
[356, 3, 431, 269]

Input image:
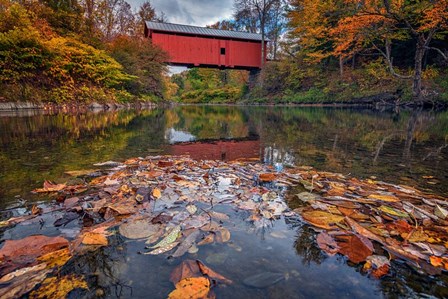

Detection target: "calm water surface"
[0, 106, 447, 298]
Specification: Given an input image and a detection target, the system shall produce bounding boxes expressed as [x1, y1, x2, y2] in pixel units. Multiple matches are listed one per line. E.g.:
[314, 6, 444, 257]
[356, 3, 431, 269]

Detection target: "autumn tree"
[233, 0, 285, 65]
[330, 0, 448, 100]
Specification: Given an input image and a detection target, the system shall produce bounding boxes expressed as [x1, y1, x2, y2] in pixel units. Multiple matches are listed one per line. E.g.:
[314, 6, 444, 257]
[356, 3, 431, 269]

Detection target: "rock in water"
[243, 272, 284, 288]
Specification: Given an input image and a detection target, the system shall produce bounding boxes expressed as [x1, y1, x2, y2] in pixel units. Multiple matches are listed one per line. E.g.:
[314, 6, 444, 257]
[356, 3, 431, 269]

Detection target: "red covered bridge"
[144, 21, 268, 70]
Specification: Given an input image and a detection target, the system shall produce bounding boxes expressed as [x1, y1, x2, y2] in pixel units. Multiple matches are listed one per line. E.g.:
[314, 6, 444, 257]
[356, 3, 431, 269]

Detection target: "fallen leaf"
[150, 226, 181, 249]
[301, 210, 344, 230]
[37, 248, 72, 269]
[31, 205, 42, 215]
[82, 232, 108, 246]
[368, 194, 400, 202]
[172, 230, 200, 258]
[430, 256, 443, 267]
[0, 235, 69, 275]
[316, 232, 339, 256]
[32, 180, 66, 193]
[168, 277, 210, 299]
[215, 228, 231, 243]
[259, 173, 276, 182]
[119, 219, 161, 239]
[345, 217, 384, 244]
[153, 188, 162, 199]
[208, 211, 229, 221]
[0, 266, 51, 298]
[144, 242, 179, 255]
[170, 260, 202, 284]
[197, 260, 232, 284]
[198, 234, 215, 246]
[336, 234, 373, 263]
[378, 206, 409, 218]
[434, 205, 448, 219]
[29, 275, 88, 299]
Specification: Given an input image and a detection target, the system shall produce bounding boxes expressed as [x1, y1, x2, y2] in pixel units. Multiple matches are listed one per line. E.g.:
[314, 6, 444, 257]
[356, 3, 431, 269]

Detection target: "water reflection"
[1, 106, 447, 209]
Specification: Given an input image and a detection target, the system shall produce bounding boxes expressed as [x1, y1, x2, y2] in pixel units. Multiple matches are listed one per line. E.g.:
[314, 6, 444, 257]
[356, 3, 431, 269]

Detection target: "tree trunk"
[339, 56, 344, 77]
[412, 36, 426, 102]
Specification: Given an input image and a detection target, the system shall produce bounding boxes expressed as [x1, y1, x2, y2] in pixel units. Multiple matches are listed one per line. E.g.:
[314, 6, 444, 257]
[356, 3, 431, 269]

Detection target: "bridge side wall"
[151, 31, 265, 69]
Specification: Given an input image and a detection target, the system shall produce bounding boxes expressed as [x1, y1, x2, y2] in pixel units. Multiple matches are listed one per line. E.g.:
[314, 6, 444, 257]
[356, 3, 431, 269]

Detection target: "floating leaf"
[208, 211, 229, 221]
[168, 277, 210, 299]
[152, 188, 162, 199]
[82, 232, 108, 246]
[32, 180, 66, 193]
[37, 248, 72, 269]
[316, 232, 339, 256]
[434, 205, 448, 219]
[150, 226, 181, 249]
[0, 266, 51, 298]
[301, 210, 344, 230]
[259, 173, 276, 182]
[29, 275, 88, 299]
[172, 230, 200, 258]
[144, 242, 179, 255]
[345, 217, 384, 244]
[378, 206, 409, 218]
[336, 234, 373, 263]
[368, 194, 400, 202]
[0, 235, 69, 275]
[197, 260, 232, 284]
[186, 204, 198, 215]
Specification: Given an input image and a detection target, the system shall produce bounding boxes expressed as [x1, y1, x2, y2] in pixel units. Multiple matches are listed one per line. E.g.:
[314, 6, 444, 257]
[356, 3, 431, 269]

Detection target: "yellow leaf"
[30, 275, 88, 299]
[82, 232, 108, 246]
[368, 194, 399, 202]
[168, 277, 210, 299]
[153, 188, 162, 199]
[301, 210, 345, 230]
[37, 248, 72, 268]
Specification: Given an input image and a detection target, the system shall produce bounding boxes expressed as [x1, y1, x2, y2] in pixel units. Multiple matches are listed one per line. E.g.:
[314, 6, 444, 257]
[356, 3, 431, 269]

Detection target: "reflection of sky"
[165, 128, 196, 144]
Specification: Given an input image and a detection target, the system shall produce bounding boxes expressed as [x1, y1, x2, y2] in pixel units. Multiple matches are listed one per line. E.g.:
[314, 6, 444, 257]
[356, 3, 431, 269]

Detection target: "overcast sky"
[128, 0, 234, 27]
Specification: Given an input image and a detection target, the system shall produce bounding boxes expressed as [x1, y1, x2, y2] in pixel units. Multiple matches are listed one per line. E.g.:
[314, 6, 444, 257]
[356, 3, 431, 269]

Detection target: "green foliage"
[0, 0, 167, 104]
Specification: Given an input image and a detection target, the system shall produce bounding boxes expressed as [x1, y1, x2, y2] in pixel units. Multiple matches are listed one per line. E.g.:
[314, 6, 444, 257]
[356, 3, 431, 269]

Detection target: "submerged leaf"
[196, 260, 232, 284]
[29, 275, 88, 299]
[119, 219, 161, 239]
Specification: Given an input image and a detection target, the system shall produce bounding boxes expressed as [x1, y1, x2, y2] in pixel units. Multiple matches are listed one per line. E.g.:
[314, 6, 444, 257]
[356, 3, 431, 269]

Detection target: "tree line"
[0, 0, 167, 103]
[178, 0, 448, 104]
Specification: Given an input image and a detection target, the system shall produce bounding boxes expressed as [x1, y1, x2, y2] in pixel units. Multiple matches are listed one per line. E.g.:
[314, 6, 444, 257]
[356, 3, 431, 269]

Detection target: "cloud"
[128, 0, 234, 26]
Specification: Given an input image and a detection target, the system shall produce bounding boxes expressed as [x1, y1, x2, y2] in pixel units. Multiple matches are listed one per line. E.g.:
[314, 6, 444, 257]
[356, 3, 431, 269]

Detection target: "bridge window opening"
[220, 48, 226, 55]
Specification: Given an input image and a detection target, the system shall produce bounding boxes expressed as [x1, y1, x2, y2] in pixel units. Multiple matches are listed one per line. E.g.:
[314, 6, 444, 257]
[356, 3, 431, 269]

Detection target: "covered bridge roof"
[145, 21, 267, 42]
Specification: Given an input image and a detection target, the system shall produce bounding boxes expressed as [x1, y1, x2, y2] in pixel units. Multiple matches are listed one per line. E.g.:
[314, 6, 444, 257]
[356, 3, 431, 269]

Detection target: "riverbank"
[0, 101, 161, 111]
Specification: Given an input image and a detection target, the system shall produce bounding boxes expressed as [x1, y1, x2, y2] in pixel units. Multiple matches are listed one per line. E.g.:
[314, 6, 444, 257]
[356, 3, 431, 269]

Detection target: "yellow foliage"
[30, 275, 88, 299]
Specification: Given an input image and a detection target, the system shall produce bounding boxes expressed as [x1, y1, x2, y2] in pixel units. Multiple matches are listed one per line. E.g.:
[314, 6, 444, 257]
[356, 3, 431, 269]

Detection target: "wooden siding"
[150, 31, 266, 69]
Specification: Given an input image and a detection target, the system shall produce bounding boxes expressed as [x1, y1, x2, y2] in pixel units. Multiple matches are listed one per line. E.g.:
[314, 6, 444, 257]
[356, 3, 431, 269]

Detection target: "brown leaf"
[170, 260, 202, 284]
[316, 232, 339, 256]
[37, 248, 72, 269]
[198, 233, 215, 246]
[371, 264, 390, 279]
[259, 173, 276, 182]
[158, 160, 174, 167]
[33, 180, 66, 193]
[345, 217, 384, 244]
[0, 235, 69, 275]
[336, 234, 373, 263]
[215, 228, 231, 243]
[196, 260, 232, 284]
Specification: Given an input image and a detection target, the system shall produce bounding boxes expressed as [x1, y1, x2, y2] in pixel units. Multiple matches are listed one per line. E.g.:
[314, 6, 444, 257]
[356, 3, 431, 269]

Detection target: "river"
[0, 105, 447, 298]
